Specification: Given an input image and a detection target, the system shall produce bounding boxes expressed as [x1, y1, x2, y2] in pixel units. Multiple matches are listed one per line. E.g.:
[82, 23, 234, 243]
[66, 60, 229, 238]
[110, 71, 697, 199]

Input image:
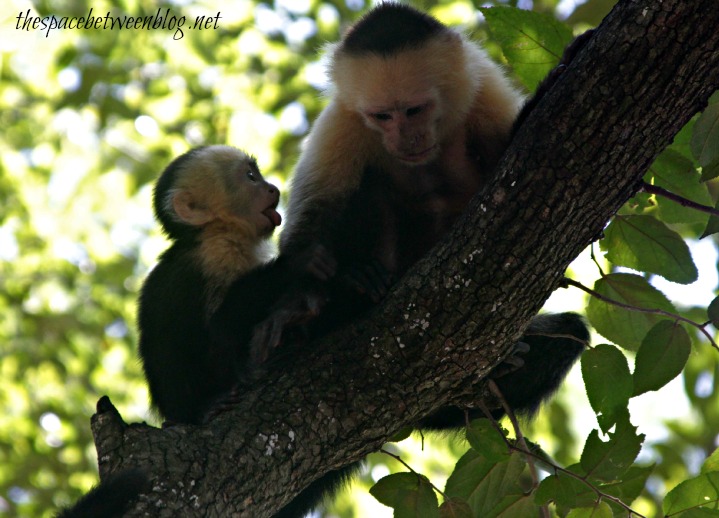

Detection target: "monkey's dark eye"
[372, 113, 392, 122]
[406, 105, 423, 117]
[246, 170, 257, 182]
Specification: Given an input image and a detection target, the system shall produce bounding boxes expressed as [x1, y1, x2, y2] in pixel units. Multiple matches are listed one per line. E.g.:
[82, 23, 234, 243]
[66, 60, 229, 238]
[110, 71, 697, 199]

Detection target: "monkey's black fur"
[55, 469, 149, 518]
[139, 243, 320, 424]
[343, 2, 444, 55]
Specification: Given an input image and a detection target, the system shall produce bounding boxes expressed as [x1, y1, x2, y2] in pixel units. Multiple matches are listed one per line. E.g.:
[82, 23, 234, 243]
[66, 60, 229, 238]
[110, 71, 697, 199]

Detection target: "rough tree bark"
[92, 0, 719, 516]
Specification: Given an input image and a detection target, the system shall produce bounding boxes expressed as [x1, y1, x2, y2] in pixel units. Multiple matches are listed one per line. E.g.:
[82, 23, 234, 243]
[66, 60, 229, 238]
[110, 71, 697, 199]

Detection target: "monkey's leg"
[492, 312, 588, 416]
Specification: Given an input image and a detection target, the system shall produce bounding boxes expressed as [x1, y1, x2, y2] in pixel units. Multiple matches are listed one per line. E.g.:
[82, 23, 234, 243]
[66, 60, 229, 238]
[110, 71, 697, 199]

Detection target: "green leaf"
[535, 468, 596, 509]
[586, 273, 676, 351]
[439, 497, 473, 518]
[580, 413, 645, 482]
[663, 471, 719, 515]
[466, 419, 510, 462]
[678, 509, 719, 517]
[389, 426, 414, 443]
[370, 472, 439, 518]
[691, 92, 719, 168]
[646, 150, 712, 225]
[566, 501, 613, 518]
[537, 465, 653, 516]
[632, 321, 691, 396]
[700, 161, 719, 183]
[709, 297, 719, 327]
[480, 6, 573, 91]
[701, 198, 719, 239]
[445, 449, 528, 517]
[601, 465, 654, 505]
[601, 215, 698, 284]
[703, 448, 719, 474]
[581, 344, 633, 433]
[490, 494, 542, 517]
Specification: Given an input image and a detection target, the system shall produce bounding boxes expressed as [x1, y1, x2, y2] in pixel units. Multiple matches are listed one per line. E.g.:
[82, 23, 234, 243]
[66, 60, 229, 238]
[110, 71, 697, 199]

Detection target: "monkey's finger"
[366, 260, 395, 299]
[249, 324, 273, 364]
[338, 266, 364, 291]
[489, 341, 529, 378]
[304, 244, 338, 280]
[309, 254, 337, 280]
[513, 341, 530, 355]
[267, 319, 286, 351]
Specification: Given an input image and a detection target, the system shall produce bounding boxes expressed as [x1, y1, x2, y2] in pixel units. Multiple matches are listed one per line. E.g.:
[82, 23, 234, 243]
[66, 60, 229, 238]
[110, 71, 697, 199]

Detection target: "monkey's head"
[328, 3, 481, 166]
[154, 146, 281, 241]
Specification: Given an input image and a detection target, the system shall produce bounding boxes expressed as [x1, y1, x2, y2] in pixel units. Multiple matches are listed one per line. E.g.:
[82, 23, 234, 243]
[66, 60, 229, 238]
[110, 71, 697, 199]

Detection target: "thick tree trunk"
[93, 0, 719, 515]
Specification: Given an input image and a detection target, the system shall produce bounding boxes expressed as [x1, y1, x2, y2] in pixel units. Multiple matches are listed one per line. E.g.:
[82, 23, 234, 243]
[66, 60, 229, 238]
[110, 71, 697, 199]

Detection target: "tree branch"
[92, 1, 719, 515]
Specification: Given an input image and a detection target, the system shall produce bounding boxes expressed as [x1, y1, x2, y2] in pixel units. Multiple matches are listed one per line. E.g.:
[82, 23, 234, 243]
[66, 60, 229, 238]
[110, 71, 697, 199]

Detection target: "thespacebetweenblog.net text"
[15, 8, 221, 40]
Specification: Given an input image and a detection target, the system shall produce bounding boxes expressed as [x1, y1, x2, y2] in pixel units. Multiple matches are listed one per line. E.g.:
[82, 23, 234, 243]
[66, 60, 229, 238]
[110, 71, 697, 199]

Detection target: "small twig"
[522, 331, 591, 347]
[487, 381, 550, 518]
[487, 381, 540, 487]
[641, 181, 719, 217]
[562, 277, 719, 350]
[477, 403, 550, 518]
[589, 243, 606, 277]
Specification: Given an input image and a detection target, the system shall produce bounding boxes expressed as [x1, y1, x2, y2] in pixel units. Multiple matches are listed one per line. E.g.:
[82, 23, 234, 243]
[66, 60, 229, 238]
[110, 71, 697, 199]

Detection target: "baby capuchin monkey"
[138, 145, 334, 425]
[266, 4, 591, 517]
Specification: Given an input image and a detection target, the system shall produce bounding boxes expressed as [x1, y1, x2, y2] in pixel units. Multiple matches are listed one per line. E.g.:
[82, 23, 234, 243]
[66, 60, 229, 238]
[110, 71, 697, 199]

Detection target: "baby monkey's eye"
[372, 112, 392, 121]
[246, 170, 257, 182]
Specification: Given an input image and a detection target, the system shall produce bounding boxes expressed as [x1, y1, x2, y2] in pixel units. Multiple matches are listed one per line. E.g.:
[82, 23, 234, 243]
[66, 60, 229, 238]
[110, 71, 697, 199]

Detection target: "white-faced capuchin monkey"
[266, 4, 591, 517]
[138, 145, 335, 426]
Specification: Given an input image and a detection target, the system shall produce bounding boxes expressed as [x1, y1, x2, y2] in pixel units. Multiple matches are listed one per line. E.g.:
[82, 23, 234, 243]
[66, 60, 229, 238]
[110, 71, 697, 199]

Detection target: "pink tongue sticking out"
[265, 208, 282, 227]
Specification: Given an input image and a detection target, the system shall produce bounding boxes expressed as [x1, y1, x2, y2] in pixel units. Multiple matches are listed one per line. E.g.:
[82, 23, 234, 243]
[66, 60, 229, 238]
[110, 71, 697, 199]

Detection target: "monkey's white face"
[229, 160, 281, 237]
[362, 97, 440, 165]
[171, 146, 281, 237]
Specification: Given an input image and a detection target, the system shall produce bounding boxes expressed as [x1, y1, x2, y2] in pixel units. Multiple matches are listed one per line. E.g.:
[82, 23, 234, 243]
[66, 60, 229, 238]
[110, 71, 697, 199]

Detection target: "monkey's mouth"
[262, 200, 282, 228]
[399, 145, 438, 164]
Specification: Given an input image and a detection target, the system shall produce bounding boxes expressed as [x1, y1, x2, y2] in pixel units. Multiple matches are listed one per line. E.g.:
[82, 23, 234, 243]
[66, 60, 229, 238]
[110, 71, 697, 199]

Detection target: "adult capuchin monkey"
[261, 3, 591, 517]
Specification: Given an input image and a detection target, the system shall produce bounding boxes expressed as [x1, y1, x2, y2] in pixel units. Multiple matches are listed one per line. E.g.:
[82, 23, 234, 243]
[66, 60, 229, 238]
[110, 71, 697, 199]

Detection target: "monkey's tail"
[55, 468, 150, 518]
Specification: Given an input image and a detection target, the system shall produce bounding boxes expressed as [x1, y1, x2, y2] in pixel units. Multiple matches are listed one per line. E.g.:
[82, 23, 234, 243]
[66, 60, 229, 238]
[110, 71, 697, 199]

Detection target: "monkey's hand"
[489, 341, 530, 379]
[291, 243, 337, 281]
[339, 259, 396, 303]
[248, 291, 326, 368]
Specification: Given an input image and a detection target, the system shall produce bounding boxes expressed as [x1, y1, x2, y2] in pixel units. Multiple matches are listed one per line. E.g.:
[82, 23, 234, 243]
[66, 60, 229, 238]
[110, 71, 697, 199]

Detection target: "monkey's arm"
[138, 247, 233, 424]
[211, 245, 335, 338]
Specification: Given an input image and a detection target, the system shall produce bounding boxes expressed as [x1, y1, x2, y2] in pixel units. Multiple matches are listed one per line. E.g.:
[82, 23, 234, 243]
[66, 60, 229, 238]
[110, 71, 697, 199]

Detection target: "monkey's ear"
[172, 190, 215, 227]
